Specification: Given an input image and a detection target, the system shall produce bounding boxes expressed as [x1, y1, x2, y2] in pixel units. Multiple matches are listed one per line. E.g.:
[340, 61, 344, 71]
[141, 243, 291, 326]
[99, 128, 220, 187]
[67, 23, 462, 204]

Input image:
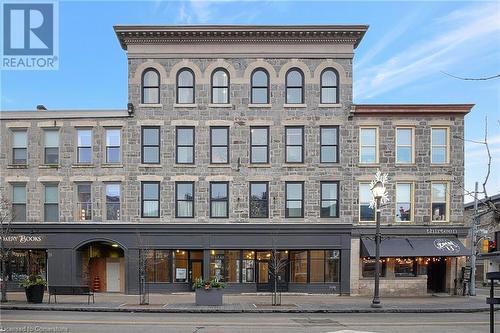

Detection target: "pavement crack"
[192, 326, 205, 333]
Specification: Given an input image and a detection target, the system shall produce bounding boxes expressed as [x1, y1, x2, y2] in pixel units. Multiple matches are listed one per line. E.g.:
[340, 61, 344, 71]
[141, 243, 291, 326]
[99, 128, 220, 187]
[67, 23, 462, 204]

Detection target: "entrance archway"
[76, 241, 125, 293]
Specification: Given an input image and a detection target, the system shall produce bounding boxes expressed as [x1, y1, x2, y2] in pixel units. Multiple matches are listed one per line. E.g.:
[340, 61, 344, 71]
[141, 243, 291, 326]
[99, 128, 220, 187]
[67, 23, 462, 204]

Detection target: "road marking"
[0, 319, 491, 327]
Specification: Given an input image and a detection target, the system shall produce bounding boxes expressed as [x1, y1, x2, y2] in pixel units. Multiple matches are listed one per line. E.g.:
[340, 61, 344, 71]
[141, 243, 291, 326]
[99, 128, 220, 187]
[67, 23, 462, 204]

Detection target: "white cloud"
[355, 2, 500, 100]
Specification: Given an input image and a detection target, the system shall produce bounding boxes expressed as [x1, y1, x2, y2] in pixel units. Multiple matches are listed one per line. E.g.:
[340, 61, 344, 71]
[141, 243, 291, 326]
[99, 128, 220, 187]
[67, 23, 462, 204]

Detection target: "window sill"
[395, 163, 416, 166]
[318, 163, 341, 167]
[173, 103, 198, 108]
[138, 163, 162, 168]
[208, 103, 233, 108]
[208, 164, 231, 168]
[72, 164, 94, 168]
[248, 103, 272, 108]
[174, 164, 196, 168]
[283, 104, 307, 108]
[357, 163, 380, 168]
[282, 163, 306, 168]
[430, 163, 451, 167]
[138, 103, 163, 108]
[39, 165, 59, 169]
[102, 164, 123, 168]
[248, 163, 271, 168]
[7, 164, 28, 169]
[431, 220, 450, 223]
[318, 103, 342, 108]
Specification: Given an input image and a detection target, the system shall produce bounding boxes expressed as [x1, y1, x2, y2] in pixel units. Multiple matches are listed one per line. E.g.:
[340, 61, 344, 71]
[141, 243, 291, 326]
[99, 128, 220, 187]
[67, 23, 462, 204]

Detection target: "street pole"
[371, 197, 382, 308]
[470, 181, 479, 296]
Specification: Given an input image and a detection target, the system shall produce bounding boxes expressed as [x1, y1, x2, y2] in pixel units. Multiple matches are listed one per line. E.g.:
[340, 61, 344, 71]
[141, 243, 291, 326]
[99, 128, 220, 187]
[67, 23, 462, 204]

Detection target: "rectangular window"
[242, 250, 255, 283]
[310, 250, 340, 283]
[286, 182, 304, 218]
[249, 182, 269, 218]
[359, 127, 378, 164]
[105, 183, 121, 221]
[142, 182, 159, 218]
[431, 128, 449, 164]
[210, 127, 229, 164]
[12, 184, 26, 222]
[210, 182, 229, 218]
[320, 126, 339, 163]
[359, 183, 375, 222]
[105, 128, 121, 164]
[431, 182, 448, 221]
[176, 182, 194, 218]
[176, 127, 194, 164]
[44, 185, 58, 222]
[173, 250, 188, 282]
[395, 128, 414, 164]
[44, 129, 59, 165]
[77, 183, 92, 221]
[321, 181, 339, 218]
[145, 250, 170, 283]
[12, 130, 27, 165]
[285, 126, 304, 163]
[77, 129, 92, 164]
[250, 127, 269, 164]
[141, 127, 160, 164]
[210, 250, 240, 282]
[396, 183, 413, 222]
[362, 257, 387, 278]
[5, 250, 47, 282]
[395, 258, 416, 277]
[290, 251, 307, 283]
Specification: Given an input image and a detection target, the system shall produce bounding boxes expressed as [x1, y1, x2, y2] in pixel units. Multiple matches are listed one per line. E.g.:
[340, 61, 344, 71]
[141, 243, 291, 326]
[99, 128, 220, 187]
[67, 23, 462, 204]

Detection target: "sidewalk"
[0, 292, 496, 313]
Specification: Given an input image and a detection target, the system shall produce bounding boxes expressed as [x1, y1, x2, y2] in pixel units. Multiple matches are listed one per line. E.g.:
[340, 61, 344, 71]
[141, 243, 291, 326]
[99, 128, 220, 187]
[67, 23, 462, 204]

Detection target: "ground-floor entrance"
[427, 257, 447, 293]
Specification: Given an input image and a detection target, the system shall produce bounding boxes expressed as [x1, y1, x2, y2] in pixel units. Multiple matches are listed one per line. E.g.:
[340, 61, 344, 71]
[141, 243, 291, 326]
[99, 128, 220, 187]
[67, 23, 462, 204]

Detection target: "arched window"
[320, 69, 339, 104]
[251, 69, 269, 104]
[141, 68, 160, 104]
[211, 69, 229, 104]
[286, 69, 304, 104]
[177, 68, 195, 104]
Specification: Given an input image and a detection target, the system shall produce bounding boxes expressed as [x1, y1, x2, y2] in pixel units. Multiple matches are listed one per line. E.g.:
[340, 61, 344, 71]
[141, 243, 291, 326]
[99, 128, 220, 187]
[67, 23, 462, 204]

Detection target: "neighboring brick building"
[0, 25, 473, 295]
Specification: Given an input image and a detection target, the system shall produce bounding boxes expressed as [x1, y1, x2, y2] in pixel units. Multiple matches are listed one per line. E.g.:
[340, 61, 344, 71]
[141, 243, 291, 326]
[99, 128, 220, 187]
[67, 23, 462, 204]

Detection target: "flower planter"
[25, 285, 44, 303]
[195, 288, 223, 306]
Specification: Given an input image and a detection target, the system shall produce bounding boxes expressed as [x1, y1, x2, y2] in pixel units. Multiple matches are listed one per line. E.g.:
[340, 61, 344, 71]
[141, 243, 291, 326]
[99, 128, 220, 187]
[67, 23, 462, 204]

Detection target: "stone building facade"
[0, 25, 472, 295]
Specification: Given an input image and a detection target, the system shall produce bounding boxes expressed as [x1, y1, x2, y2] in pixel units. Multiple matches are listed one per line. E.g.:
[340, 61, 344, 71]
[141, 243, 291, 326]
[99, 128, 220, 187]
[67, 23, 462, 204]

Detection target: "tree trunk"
[1, 259, 8, 303]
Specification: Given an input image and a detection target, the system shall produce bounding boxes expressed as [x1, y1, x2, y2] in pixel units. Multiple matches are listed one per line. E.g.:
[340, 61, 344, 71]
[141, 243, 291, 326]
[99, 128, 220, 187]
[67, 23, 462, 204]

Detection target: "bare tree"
[268, 248, 288, 306]
[135, 229, 149, 305]
[0, 195, 14, 303]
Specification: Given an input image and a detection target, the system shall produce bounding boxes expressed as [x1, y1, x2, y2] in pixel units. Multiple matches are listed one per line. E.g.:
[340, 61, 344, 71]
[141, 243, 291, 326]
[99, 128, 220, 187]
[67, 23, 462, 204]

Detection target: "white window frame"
[431, 182, 449, 222]
[395, 182, 414, 223]
[359, 182, 375, 222]
[395, 127, 415, 164]
[431, 127, 450, 164]
[359, 127, 379, 164]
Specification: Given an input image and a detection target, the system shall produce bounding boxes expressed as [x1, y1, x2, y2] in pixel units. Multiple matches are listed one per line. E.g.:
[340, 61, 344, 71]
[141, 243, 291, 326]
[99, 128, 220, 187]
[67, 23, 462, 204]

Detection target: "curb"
[1, 305, 497, 314]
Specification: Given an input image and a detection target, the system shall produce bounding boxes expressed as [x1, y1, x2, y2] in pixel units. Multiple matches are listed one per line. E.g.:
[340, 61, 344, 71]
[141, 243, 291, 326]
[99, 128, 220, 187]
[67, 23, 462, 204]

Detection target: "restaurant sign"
[426, 228, 458, 235]
[434, 238, 461, 254]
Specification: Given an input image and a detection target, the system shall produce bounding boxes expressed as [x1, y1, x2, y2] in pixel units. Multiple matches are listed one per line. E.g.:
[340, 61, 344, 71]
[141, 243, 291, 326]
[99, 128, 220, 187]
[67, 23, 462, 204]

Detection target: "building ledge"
[283, 103, 307, 108]
[248, 104, 272, 108]
[173, 103, 198, 108]
[353, 104, 474, 115]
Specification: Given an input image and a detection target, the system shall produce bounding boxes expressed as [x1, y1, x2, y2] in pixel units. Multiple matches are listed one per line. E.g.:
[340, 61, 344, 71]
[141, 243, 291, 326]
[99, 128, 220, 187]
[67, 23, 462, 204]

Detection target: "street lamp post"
[370, 171, 388, 308]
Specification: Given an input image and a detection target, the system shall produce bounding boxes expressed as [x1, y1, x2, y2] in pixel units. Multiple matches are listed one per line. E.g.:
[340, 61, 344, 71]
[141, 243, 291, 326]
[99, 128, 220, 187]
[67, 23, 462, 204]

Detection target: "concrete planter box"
[195, 288, 223, 306]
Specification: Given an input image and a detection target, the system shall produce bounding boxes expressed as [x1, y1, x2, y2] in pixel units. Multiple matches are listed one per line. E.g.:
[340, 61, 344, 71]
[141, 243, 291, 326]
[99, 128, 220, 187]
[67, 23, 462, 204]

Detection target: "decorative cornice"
[114, 25, 368, 50]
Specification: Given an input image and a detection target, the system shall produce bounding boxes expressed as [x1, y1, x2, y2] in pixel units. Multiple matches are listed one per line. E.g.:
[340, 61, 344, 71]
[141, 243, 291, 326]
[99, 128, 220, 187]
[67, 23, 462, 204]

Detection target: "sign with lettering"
[434, 238, 461, 254]
[426, 228, 458, 235]
[1, 234, 43, 244]
[175, 268, 187, 280]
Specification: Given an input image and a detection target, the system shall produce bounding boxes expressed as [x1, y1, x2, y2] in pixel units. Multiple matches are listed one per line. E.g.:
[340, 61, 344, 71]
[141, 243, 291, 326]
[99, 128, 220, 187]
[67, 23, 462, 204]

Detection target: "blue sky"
[1, 0, 499, 200]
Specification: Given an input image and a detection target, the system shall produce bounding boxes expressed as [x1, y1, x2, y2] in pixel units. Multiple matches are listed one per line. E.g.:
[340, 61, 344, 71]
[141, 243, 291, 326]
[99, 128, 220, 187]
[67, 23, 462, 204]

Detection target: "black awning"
[361, 237, 470, 257]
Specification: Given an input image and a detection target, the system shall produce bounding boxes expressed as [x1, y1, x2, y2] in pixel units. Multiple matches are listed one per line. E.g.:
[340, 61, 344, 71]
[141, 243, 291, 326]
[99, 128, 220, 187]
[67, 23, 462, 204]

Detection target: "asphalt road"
[0, 310, 498, 333]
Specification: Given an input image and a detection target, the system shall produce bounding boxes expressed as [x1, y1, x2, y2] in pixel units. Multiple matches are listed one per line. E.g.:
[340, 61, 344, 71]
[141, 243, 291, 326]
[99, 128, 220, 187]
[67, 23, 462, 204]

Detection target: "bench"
[48, 286, 95, 304]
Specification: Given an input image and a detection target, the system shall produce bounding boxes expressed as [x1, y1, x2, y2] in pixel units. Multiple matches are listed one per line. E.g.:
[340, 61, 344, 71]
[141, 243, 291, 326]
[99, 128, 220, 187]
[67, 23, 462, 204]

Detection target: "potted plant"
[20, 274, 46, 303]
[192, 278, 225, 306]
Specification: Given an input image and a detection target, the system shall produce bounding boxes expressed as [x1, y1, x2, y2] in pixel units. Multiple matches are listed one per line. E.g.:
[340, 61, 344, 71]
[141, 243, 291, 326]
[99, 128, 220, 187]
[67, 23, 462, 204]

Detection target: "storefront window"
[242, 251, 255, 283]
[310, 250, 325, 283]
[325, 250, 340, 283]
[394, 258, 417, 277]
[210, 250, 240, 282]
[173, 250, 188, 282]
[6, 250, 47, 282]
[290, 251, 307, 283]
[361, 258, 387, 278]
[145, 250, 170, 283]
